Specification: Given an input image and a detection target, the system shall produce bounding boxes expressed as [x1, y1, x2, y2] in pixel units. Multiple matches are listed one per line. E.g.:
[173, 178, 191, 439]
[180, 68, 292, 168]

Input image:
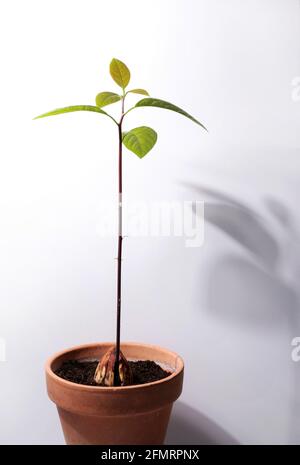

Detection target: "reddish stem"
[114, 99, 125, 385]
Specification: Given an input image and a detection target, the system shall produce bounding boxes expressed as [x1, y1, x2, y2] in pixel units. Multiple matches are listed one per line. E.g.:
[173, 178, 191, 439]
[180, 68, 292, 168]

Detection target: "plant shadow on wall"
[186, 182, 300, 443]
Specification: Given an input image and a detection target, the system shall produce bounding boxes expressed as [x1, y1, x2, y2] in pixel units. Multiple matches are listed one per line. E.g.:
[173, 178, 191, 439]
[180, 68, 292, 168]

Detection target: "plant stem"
[114, 96, 125, 385]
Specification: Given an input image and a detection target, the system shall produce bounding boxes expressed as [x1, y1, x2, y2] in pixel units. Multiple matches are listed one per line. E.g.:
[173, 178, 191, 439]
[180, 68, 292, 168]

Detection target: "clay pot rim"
[46, 341, 184, 392]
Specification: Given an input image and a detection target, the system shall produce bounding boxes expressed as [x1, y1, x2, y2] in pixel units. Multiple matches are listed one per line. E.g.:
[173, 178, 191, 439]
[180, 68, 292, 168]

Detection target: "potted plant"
[35, 58, 207, 445]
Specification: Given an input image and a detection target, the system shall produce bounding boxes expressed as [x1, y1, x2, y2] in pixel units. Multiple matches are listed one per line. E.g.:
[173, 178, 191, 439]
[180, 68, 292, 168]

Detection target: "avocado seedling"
[35, 58, 206, 387]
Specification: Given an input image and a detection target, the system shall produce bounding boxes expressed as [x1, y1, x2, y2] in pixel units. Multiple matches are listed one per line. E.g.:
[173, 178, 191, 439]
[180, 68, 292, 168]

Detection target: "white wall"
[0, 0, 299, 444]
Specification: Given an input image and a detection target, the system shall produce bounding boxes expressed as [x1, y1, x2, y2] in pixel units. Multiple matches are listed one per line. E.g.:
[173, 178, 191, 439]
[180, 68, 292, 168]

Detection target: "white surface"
[0, 0, 299, 444]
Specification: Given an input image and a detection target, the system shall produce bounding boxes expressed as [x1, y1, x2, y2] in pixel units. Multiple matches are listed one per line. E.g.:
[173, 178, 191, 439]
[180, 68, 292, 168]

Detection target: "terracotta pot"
[45, 342, 184, 445]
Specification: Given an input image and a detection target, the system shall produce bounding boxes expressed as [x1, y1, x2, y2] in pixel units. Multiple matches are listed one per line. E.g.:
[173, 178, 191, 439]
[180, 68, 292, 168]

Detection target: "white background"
[0, 0, 300, 444]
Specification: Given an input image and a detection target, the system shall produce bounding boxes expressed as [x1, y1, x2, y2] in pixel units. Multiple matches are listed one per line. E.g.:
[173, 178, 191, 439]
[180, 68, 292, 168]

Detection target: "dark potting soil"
[55, 360, 171, 386]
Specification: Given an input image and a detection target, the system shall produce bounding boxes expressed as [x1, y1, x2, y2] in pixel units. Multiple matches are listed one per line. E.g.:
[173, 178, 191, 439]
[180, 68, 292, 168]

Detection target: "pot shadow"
[184, 182, 300, 443]
[165, 401, 239, 445]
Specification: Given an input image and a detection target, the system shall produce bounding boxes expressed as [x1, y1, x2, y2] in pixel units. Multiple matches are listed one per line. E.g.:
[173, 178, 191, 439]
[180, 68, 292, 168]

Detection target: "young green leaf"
[110, 58, 130, 89]
[33, 105, 117, 124]
[122, 126, 157, 158]
[96, 92, 122, 107]
[135, 98, 207, 130]
[127, 89, 149, 96]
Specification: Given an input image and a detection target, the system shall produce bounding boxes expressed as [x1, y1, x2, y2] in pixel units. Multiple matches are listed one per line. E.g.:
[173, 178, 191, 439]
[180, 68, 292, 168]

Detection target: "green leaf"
[127, 89, 149, 96]
[33, 105, 117, 124]
[123, 126, 157, 158]
[135, 98, 207, 130]
[96, 92, 122, 107]
[110, 58, 130, 89]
